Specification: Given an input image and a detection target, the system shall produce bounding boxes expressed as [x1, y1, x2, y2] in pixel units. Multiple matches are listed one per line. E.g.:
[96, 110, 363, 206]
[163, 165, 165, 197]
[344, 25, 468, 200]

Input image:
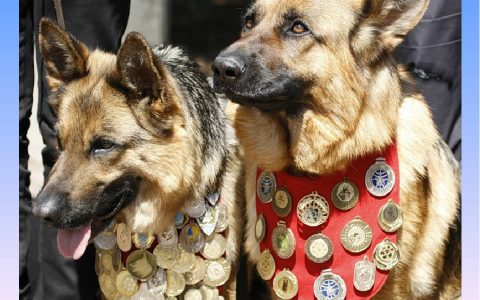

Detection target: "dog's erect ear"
[351, 0, 429, 62]
[38, 18, 89, 90]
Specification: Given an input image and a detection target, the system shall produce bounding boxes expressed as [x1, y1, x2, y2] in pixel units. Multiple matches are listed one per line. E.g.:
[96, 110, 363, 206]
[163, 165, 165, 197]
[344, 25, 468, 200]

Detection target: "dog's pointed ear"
[351, 0, 429, 62]
[38, 18, 89, 90]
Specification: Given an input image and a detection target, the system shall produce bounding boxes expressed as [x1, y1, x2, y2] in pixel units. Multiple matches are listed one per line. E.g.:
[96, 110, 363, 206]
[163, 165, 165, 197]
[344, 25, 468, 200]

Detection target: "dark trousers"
[19, 1, 130, 299]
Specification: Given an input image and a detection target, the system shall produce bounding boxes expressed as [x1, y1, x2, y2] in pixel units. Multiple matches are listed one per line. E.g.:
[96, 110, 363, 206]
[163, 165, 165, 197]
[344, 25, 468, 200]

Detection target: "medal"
[215, 203, 229, 233]
[373, 238, 400, 271]
[305, 233, 334, 263]
[365, 157, 395, 197]
[271, 221, 296, 259]
[165, 269, 186, 297]
[116, 270, 139, 297]
[272, 187, 293, 218]
[184, 288, 204, 300]
[126, 249, 158, 280]
[331, 179, 359, 211]
[174, 213, 189, 229]
[204, 258, 232, 287]
[184, 255, 206, 285]
[201, 233, 226, 260]
[378, 199, 403, 232]
[179, 222, 206, 253]
[340, 217, 372, 253]
[157, 224, 178, 249]
[94, 229, 117, 251]
[153, 244, 180, 269]
[132, 233, 155, 249]
[173, 246, 196, 273]
[184, 198, 206, 218]
[146, 267, 167, 297]
[257, 249, 276, 280]
[257, 170, 277, 203]
[313, 269, 346, 300]
[116, 223, 132, 252]
[131, 283, 158, 300]
[297, 191, 330, 227]
[100, 251, 114, 272]
[272, 269, 298, 300]
[206, 192, 220, 206]
[255, 214, 266, 242]
[353, 256, 375, 292]
[199, 285, 220, 299]
[98, 272, 117, 299]
[197, 205, 218, 236]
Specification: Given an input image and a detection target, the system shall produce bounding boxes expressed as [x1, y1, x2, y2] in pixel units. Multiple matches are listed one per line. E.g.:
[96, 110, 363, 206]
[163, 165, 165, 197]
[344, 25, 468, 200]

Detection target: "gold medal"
[153, 244, 180, 269]
[331, 179, 359, 211]
[204, 258, 232, 287]
[305, 233, 334, 263]
[365, 157, 395, 197]
[116, 223, 132, 252]
[132, 233, 155, 249]
[184, 255, 207, 285]
[272, 187, 293, 218]
[98, 272, 117, 299]
[255, 214, 266, 242]
[126, 249, 158, 280]
[257, 249, 276, 280]
[373, 238, 400, 271]
[340, 217, 372, 253]
[273, 269, 298, 300]
[378, 199, 403, 233]
[257, 170, 277, 203]
[100, 251, 114, 272]
[271, 221, 295, 259]
[116, 270, 139, 297]
[165, 269, 186, 297]
[354, 256, 375, 292]
[201, 233, 226, 260]
[173, 246, 196, 273]
[297, 191, 330, 227]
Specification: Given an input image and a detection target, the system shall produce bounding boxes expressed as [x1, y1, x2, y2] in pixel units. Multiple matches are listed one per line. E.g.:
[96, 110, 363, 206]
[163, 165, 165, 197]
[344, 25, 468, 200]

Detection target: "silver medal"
[94, 229, 116, 251]
[257, 170, 277, 203]
[215, 204, 228, 233]
[146, 267, 167, 296]
[353, 256, 375, 292]
[365, 157, 395, 197]
[157, 224, 178, 249]
[184, 198, 206, 218]
[179, 223, 205, 253]
[314, 269, 347, 300]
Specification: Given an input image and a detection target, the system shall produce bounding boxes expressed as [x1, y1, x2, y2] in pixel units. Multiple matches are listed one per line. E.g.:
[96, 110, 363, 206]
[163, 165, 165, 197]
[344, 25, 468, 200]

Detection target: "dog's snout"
[213, 55, 245, 84]
[32, 190, 66, 226]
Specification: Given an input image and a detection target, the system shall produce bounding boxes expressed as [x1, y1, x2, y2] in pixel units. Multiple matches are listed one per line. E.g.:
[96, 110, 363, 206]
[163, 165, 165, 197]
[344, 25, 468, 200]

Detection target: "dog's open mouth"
[56, 187, 137, 260]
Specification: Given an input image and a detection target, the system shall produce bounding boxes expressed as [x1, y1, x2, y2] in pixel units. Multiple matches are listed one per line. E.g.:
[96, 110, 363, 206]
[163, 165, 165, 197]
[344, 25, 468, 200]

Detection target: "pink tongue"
[57, 224, 91, 260]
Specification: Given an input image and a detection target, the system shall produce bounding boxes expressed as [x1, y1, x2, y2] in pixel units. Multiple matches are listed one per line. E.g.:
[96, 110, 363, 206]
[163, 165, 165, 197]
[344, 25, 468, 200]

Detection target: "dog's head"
[33, 19, 195, 259]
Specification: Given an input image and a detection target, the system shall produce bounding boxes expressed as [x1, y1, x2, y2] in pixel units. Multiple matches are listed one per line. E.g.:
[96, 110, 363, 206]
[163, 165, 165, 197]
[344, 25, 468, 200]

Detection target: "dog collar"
[93, 192, 229, 299]
[255, 143, 401, 299]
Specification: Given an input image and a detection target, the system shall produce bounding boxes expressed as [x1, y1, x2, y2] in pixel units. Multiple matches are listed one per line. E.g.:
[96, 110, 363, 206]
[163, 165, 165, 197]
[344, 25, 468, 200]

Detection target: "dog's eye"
[91, 139, 116, 155]
[290, 20, 308, 34]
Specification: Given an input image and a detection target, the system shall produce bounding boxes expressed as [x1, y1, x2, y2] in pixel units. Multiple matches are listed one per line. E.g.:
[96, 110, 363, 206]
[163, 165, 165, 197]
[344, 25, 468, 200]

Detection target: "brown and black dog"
[213, 0, 460, 299]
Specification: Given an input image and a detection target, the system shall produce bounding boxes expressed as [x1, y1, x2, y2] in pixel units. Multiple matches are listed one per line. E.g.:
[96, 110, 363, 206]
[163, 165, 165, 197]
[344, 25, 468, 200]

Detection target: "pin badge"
[378, 199, 403, 233]
[257, 170, 277, 203]
[354, 256, 375, 292]
[146, 267, 167, 297]
[273, 268, 298, 300]
[373, 238, 400, 271]
[273, 187, 293, 218]
[204, 258, 232, 287]
[271, 221, 296, 259]
[255, 214, 267, 242]
[207, 192, 220, 206]
[340, 217, 372, 253]
[116, 270, 139, 297]
[257, 249, 276, 280]
[201, 233, 226, 260]
[365, 157, 395, 197]
[126, 249, 158, 280]
[297, 191, 330, 227]
[132, 233, 155, 249]
[197, 205, 218, 236]
[313, 269, 347, 300]
[331, 179, 359, 211]
[179, 222, 206, 253]
[305, 233, 334, 263]
[165, 269, 186, 297]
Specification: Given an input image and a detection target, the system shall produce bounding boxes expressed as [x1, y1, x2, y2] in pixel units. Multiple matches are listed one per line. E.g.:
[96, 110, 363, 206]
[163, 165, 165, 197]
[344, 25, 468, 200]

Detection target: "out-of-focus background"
[28, 0, 250, 197]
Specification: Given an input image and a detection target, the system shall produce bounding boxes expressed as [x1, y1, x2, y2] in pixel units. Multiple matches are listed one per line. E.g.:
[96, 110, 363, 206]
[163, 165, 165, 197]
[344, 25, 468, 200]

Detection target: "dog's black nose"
[32, 191, 64, 226]
[213, 55, 245, 84]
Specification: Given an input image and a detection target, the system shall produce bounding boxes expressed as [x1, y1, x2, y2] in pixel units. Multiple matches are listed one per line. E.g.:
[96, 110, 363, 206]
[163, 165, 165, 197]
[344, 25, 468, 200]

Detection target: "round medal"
[340, 217, 372, 253]
[331, 179, 359, 211]
[272, 187, 293, 217]
[146, 267, 167, 296]
[305, 233, 334, 263]
[200, 285, 220, 300]
[100, 251, 114, 272]
[201, 233, 226, 260]
[132, 233, 155, 249]
[116, 223, 132, 252]
[197, 205, 218, 236]
[365, 157, 395, 197]
[165, 270, 186, 297]
[116, 270, 139, 297]
[297, 192, 330, 227]
[126, 249, 158, 280]
[313, 269, 347, 300]
[184, 198, 206, 218]
[204, 258, 232, 287]
[255, 214, 266, 242]
[184, 255, 206, 285]
[131, 283, 158, 300]
[373, 238, 400, 271]
[257, 170, 277, 203]
[157, 224, 178, 249]
[215, 204, 229, 233]
[353, 256, 375, 292]
[184, 288, 204, 300]
[378, 199, 403, 233]
[153, 244, 180, 269]
[257, 249, 276, 280]
[173, 246, 196, 273]
[179, 223, 206, 253]
[272, 269, 298, 300]
[98, 273, 117, 299]
[271, 221, 296, 259]
[94, 230, 116, 251]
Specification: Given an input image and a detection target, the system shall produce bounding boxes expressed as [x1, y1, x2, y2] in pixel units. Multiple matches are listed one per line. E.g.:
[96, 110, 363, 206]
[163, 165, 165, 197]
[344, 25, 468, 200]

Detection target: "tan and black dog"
[32, 18, 244, 299]
[213, 0, 460, 299]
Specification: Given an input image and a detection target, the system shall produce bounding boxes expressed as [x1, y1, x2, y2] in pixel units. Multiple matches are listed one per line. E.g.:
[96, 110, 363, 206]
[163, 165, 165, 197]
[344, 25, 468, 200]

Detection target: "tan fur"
[223, 0, 460, 299]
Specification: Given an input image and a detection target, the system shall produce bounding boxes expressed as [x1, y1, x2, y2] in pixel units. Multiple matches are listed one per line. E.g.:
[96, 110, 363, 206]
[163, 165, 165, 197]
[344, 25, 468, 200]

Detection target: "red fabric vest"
[255, 144, 400, 299]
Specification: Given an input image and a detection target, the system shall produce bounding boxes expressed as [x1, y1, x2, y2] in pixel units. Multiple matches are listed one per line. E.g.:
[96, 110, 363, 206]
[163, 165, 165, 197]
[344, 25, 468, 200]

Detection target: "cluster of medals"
[94, 192, 231, 300]
[255, 157, 403, 300]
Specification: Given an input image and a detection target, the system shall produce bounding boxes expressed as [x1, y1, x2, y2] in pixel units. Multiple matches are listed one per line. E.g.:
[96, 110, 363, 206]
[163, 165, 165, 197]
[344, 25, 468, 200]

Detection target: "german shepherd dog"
[213, 0, 460, 299]
[32, 18, 243, 299]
